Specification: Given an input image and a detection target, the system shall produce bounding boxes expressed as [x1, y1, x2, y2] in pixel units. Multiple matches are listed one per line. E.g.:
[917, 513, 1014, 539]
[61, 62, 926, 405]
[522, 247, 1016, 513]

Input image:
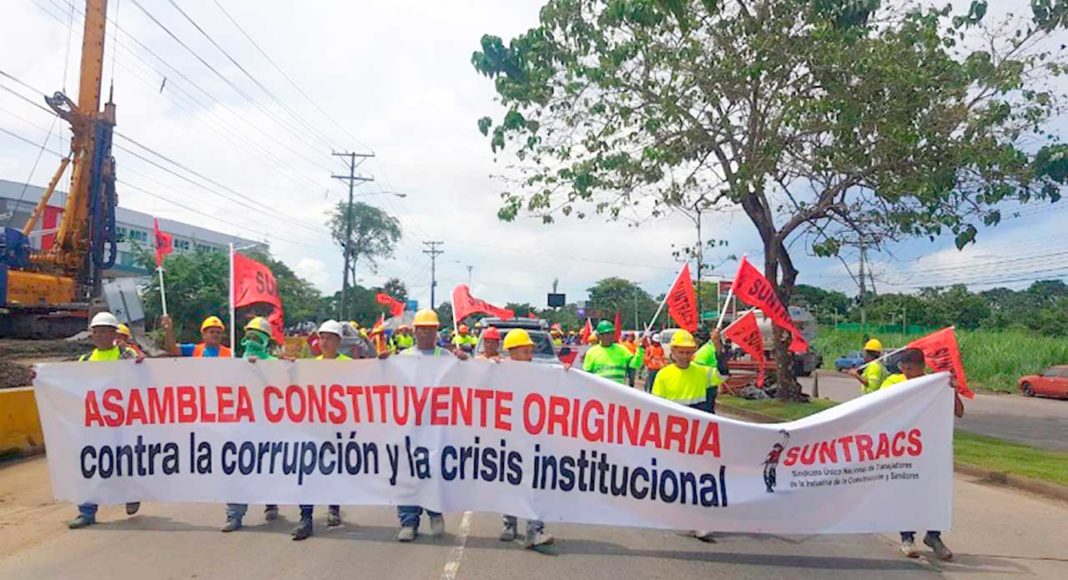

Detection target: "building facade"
[0, 179, 266, 279]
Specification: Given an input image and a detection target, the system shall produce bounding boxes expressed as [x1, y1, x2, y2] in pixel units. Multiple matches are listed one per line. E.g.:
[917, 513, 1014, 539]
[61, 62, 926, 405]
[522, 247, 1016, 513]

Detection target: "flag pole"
[157, 266, 168, 317]
[228, 243, 236, 351]
[855, 326, 954, 371]
[643, 265, 685, 336]
[714, 283, 736, 331]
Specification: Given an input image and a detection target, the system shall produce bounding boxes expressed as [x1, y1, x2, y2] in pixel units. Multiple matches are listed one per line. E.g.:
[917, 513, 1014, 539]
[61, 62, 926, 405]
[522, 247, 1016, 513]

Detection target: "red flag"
[666, 264, 698, 332]
[152, 218, 173, 268]
[907, 327, 974, 399]
[579, 318, 593, 342]
[232, 251, 284, 343]
[451, 284, 515, 322]
[613, 310, 622, 342]
[723, 310, 766, 387]
[375, 292, 405, 317]
[526, 312, 538, 320]
[731, 257, 808, 354]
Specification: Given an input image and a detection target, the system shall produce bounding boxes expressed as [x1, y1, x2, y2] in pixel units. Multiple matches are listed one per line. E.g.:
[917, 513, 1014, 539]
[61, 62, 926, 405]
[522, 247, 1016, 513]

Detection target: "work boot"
[327, 506, 342, 527]
[924, 534, 953, 561]
[125, 502, 141, 516]
[693, 530, 715, 543]
[523, 527, 554, 549]
[499, 520, 517, 542]
[264, 505, 279, 521]
[221, 517, 242, 533]
[900, 538, 919, 558]
[291, 516, 313, 541]
[397, 526, 416, 542]
[67, 515, 95, 529]
[428, 514, 445, 536]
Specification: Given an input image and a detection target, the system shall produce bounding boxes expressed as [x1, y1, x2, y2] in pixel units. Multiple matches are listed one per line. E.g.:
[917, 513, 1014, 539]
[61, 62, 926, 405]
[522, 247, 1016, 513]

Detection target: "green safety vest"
[692, 342, 725, 387]
[652, 364, 715, 406]
[401, 346, 446, 357]
[79, 346, 138, 362]
[394, 334, 414, 349]
[316, 353, 352, 360]
[583, 343, 643, 384]
[862, 362, 886, 394]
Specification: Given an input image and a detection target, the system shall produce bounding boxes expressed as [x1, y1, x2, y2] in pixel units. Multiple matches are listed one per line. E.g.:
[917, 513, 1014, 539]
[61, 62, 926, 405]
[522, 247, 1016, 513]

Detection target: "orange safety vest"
[644, 343, 666, 370]
[193, 343, 232, 358]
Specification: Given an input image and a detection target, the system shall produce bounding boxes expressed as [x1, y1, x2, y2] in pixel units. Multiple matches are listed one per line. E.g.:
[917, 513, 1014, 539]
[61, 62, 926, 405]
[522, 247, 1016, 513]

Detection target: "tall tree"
[472, 0, 1067, 398]
[327, 201, 402, 315]
[586, 277, 658, 329]
[382, 278, 409, 302]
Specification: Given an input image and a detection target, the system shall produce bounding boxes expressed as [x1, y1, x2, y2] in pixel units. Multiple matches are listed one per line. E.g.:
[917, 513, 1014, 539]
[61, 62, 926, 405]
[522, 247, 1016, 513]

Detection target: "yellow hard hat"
[670, 330, 697, 349]
[587, 332, 599, 344]
[864, 338, 883, 352]
[413, 309, 440, 328]
[503, 328, 534, 350]
[244, 316, 274, 338]
[201, 316, 225, 332]
[116, 323, 131, 337]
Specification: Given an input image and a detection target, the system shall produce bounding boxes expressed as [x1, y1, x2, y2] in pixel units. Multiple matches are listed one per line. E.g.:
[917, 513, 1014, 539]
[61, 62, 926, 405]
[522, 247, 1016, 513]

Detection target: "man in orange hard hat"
[479, 326, 502, 360]
[452, 323, 477, 352]
[162, 314, 232, 358]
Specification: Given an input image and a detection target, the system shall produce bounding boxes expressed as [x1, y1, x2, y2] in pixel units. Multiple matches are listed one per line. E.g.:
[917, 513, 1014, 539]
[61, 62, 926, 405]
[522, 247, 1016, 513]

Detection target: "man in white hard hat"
[68, 311, 145, 529]
[292, 320, 349, 541]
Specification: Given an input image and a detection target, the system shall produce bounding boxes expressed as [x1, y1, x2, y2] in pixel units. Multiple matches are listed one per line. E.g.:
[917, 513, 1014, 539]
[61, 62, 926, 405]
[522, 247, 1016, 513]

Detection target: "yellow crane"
[2, 0, 118, 337]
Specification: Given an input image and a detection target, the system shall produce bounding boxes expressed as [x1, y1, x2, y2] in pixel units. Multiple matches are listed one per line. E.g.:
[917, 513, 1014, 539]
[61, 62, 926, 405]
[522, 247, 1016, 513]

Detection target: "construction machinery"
[1, 0, 118, 337]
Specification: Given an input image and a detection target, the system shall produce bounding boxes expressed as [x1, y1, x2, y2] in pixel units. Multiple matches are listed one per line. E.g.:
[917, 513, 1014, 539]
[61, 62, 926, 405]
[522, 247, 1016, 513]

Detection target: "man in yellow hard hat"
[580, 320, 643, 385]
[115, 323, 144, 357]
[67, 312, 144, 529]
[292, 320, 349, 541]
[853, 338, 886, 394]
[393, 309, 466, 542]
[222, 316, 279, 532]
[651, 329, 717, 542]
[162, 315, 232, 358]
[497, 329, 555, 549]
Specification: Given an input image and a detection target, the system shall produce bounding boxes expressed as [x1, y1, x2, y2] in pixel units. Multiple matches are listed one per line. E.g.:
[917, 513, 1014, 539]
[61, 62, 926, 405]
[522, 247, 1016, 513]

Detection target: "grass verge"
[717, 395, 1068, 487]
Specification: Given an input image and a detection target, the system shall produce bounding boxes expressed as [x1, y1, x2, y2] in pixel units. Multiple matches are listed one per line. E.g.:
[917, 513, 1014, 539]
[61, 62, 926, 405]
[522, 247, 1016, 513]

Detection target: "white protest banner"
[33, 358, 954, 534]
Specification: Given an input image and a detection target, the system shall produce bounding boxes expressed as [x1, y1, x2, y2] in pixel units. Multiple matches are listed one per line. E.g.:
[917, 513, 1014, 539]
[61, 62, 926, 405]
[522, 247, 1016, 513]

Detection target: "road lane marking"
[440, 510, 473, 580]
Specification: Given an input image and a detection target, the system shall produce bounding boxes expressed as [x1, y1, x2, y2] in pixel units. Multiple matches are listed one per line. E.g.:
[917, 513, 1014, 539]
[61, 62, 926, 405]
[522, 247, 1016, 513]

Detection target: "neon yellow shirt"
[79, 346, 138, 361]
[692, 343, 725, 386]
[652, 364, 713, 406]
[583, 343, 643, 384]
[316, 353, 352, 360]
[880, 373, 908, 390]
[862, 361, 886, 394]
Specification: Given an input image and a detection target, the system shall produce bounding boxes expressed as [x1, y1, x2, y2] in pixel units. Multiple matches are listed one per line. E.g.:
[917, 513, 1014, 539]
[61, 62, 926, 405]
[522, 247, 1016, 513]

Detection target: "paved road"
[800, 372, 1068, 452]
[0, 457, 1066, 579]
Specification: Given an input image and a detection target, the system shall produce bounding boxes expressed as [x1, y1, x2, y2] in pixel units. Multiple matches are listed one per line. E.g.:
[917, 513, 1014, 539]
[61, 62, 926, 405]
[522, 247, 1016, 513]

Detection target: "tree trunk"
[772, 240, 805, 402]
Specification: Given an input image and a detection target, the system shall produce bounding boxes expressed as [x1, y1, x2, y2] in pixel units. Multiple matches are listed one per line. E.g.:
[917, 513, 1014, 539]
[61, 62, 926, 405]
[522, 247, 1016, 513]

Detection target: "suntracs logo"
[782, 429, 924, 467]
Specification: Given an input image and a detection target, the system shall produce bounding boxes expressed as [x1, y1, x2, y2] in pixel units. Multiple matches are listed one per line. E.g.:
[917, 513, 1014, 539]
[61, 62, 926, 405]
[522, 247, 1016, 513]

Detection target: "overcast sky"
[1, 0, 1065, 313]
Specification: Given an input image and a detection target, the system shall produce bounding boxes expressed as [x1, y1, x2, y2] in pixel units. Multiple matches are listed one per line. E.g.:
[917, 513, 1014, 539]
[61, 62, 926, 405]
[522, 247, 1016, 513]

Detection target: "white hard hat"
[90, 312, 120, 329]
[318, 319, 344, 337]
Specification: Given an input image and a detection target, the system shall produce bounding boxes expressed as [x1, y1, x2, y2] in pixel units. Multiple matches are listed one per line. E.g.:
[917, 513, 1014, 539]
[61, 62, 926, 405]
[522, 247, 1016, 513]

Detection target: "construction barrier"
[0, 387, 45, 457]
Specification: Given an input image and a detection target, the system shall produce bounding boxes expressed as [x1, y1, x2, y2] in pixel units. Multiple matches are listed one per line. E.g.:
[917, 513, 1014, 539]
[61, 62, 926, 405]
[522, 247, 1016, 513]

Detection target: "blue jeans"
[78, 503, 98, 518]
[299, 505, 340, 518]
[902, 531, 941, 542]
[226, 503, 277, 519]
[397, 505, 440, 528]
[503, 514, 543, 533]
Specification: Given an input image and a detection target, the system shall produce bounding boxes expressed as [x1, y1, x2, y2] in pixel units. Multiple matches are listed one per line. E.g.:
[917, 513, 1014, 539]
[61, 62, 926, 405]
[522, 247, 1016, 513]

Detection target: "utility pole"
[466, 265, 473, 286]
[331, 152, 374, 320]
[423, 241, 444, 309]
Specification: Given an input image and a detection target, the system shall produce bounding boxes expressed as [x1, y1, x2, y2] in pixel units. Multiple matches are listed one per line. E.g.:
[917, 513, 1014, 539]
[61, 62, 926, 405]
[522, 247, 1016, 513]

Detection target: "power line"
[423, 241, 445, 309]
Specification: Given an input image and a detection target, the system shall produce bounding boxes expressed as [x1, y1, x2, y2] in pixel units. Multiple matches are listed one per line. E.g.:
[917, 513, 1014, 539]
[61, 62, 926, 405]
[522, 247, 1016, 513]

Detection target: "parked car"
[835, 351, 865, 372]
[1018, 366, 1068, 399]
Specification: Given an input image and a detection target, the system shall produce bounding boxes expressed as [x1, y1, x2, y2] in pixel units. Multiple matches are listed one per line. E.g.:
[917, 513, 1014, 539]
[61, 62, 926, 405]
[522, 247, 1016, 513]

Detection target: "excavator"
[0, 0, 119, 338]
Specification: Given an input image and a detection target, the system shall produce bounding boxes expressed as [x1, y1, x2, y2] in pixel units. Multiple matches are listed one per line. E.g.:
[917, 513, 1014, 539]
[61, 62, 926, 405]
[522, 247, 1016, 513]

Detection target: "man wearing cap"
[479, 326, 502, 360]
[68, 312, 145, 529]
[390, 309, 468, 541]
[853, 338, 886, 394]
[161, 314, 232, 358]
[497, 329, 555, 549]
[222, 316, 280, 532]
[651, 329, 717, 542]
[291, 320, 349, 541]
[580, 320, 643, 385]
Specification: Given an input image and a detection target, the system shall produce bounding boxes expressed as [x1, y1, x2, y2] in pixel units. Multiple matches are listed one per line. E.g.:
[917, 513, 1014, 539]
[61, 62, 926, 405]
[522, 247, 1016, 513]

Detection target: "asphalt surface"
[799, 372, 1068, 452]
[1, 455, 1067, 579]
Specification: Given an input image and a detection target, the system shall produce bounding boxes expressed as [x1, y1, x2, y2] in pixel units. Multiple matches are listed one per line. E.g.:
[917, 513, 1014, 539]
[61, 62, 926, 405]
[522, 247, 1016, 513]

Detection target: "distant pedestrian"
[852, 338, 885, 394]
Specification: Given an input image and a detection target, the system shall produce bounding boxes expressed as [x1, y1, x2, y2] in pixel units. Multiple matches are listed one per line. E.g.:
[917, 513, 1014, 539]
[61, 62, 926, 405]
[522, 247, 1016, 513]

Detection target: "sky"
[0, 0, 1065, 314]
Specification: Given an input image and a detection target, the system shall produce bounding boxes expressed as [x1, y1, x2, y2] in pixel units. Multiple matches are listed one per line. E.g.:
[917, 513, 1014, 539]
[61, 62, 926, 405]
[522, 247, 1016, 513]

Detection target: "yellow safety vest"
[652, 363, 714, 406]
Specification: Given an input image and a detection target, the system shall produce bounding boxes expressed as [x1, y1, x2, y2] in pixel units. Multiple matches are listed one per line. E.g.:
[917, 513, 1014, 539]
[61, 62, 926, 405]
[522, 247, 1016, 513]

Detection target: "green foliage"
[586, 277, 658, 329]
[790, 284, 850, 321]
[327, 201, 402, 285]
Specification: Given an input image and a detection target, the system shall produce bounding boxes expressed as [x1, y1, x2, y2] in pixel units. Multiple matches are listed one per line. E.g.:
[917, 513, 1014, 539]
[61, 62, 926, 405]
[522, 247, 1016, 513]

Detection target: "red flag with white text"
[731, 257, 808, 354]
[451, 284, 515, 322]
[723, 310, 766, 387]
[232, 251, 284, 343]
[666, 264, 698, 332]
[907, 327, 974, 399]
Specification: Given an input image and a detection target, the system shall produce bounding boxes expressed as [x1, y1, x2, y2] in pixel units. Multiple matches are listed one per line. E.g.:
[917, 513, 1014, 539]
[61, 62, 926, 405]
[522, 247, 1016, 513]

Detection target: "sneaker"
[499, 522, 517, 542]
[221, 517, 243, 533]
[264, 506, 279, 521]
[327, 508, 342, 527]
[428, 514, 445, 536]
[125, 502, 141, 516]
[924, 534, 954, 561]
[291, 518, 313, 541]
[68, 515, 95, 529]
[694, 530, 715, 543]
[397, 526, 417, 542]
[900, 538, 919, 558]
[523, 528, 555, 549]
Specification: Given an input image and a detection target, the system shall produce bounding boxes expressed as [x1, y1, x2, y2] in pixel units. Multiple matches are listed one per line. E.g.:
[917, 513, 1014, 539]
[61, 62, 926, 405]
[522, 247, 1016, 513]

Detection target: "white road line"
[440, 510, 473, 580]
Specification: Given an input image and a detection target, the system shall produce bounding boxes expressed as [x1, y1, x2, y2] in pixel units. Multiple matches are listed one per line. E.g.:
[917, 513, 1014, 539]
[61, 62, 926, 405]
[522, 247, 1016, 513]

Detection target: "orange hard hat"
[482, 327, 501, 341]
[459, 324, 469, 333]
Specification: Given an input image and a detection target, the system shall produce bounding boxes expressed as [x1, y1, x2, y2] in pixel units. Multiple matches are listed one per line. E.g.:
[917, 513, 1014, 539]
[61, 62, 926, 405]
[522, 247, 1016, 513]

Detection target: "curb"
[717, 401, 1068, 504]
